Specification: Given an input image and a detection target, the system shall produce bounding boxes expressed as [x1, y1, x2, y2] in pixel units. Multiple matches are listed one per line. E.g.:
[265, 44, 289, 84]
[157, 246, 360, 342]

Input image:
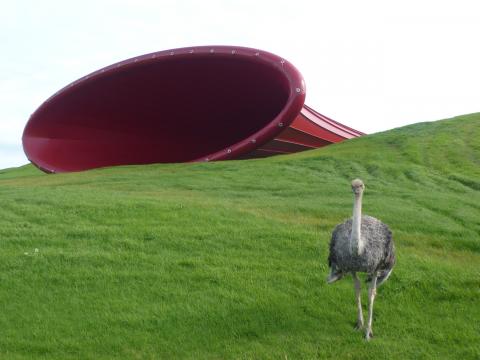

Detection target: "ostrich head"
[351, 179, 365, 195]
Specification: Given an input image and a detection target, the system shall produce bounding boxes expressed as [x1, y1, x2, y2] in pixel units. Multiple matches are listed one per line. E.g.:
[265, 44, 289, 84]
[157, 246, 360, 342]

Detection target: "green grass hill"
[1, 114, 479, 359]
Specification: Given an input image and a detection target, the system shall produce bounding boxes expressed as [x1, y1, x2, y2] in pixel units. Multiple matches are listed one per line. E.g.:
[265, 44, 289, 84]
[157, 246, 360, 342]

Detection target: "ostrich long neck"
[350, 192, 365, 255]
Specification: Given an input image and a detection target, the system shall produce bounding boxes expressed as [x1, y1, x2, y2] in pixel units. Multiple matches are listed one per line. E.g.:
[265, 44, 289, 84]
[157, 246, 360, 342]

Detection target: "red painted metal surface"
[240, 104, 364, 159]
[22, 46, 363, 173]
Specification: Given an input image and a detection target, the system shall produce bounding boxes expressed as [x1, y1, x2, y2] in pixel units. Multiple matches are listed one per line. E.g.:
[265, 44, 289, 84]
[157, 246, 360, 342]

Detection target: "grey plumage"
[327, 179, 395, 340]
[328, 215, 395, 285]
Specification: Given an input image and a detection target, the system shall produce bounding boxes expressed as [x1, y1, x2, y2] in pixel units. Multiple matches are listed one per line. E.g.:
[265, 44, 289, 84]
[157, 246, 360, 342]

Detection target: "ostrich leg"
[365, 273, 378, 340]
[353, 272, 364, 330]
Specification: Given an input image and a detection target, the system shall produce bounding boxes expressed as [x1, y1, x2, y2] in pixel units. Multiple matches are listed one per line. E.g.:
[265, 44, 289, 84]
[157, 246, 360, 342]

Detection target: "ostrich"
[327, 179, 395, 340]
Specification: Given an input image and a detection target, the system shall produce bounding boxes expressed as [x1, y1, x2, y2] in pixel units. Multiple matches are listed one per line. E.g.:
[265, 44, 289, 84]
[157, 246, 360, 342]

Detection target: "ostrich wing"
[328, 224, 343, 267]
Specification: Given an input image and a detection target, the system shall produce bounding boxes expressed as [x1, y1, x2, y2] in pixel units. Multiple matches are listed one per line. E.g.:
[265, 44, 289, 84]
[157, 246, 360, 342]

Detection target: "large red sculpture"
[23, 46, 363, 173]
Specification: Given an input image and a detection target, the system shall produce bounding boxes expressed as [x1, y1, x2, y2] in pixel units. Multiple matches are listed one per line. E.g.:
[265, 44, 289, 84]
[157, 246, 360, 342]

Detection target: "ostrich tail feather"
[367, 268, 393, 286]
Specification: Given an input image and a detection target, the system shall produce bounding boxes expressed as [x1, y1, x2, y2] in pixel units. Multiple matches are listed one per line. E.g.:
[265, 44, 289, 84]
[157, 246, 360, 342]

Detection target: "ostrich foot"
[365, 329, 373, 341]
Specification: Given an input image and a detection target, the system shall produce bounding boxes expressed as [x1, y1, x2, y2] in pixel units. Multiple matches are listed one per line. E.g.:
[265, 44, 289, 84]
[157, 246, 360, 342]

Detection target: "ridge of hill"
[0, 114, 479, 359]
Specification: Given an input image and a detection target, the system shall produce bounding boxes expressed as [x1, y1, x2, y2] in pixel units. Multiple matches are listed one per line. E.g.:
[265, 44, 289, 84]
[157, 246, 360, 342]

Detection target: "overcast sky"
[1, 0, 479, 169]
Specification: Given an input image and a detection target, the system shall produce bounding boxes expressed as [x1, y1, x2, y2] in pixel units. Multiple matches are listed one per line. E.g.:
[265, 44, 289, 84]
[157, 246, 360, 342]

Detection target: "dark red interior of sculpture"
[23, 47, 304, 173]
[23, 46, 365, 174]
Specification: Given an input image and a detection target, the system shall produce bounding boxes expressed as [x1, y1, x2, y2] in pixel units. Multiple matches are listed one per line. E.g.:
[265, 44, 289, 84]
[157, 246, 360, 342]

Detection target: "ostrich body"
[327, 179, 395, 340]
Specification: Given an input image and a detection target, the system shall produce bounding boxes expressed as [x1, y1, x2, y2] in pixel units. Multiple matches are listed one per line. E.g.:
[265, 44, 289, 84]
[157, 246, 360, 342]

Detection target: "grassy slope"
[0, 114, 479, 359]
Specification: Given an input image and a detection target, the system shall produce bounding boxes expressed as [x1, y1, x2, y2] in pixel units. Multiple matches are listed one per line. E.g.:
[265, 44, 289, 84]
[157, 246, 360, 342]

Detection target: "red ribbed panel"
[241, 105, 364, 159]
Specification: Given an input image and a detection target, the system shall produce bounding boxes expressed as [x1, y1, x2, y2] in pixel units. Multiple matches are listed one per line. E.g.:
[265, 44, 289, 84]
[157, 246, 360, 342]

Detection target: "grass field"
[1, 114, 479, 359]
